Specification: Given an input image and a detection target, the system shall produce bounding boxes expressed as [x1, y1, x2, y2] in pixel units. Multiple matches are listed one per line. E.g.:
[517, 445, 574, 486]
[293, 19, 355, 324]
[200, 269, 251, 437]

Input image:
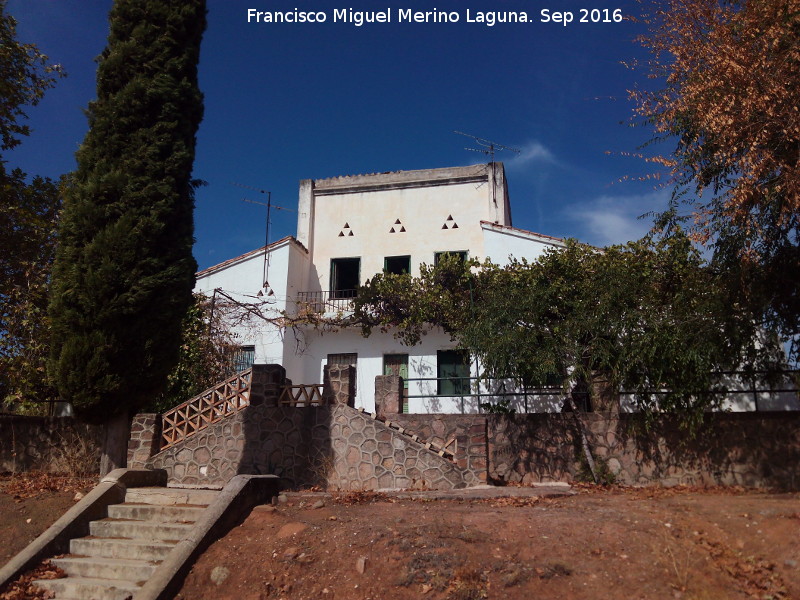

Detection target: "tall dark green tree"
[49, 0, 206, 421]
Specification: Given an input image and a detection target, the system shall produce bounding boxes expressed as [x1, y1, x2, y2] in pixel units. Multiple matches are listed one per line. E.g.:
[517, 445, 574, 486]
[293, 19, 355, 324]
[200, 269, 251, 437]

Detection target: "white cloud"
[461, 139, 559, 171]
[509, 141, 558, 168]
[569, 189, 672, 247]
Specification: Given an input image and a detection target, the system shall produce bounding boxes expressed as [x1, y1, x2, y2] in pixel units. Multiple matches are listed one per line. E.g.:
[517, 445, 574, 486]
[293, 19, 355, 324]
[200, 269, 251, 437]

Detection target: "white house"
[195, 163, 566, 413]
[195, 163, 798, 414]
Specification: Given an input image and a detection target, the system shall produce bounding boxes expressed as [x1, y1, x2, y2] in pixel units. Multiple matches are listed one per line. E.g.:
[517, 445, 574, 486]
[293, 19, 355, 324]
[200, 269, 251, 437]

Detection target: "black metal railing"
[403, 376, 563, 413]
[296, 289, 358, 313]
[402, 371, 800, 414]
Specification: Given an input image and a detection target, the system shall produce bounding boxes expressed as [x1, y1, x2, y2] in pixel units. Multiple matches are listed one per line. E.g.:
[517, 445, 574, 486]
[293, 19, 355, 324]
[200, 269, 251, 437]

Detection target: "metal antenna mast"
[230, 182, 294, 298]
[454, 131, 520, 206]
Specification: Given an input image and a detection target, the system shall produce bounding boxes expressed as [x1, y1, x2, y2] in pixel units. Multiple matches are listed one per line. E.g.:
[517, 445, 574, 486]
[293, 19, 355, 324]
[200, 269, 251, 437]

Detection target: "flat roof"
[311, 163, 500, 195]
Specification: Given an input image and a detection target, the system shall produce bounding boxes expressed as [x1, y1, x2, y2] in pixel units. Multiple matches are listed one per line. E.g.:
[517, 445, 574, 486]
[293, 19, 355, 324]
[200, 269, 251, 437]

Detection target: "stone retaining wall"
[328, 407, 479, 490]
[489, 412, 800, 489]
[144, 362, 477, 490]
[146, 403, 477, 490]
[385, 414, 487, 484]
[0, 415, 103, 475]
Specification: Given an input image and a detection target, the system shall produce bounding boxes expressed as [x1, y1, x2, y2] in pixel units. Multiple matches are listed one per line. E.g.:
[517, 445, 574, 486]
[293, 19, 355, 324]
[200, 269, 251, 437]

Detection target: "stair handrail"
[161, 368, 253, 449]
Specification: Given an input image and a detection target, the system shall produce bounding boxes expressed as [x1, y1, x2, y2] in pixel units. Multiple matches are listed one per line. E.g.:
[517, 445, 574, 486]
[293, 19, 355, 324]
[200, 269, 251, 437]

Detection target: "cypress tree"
[49, 1, 206, 421]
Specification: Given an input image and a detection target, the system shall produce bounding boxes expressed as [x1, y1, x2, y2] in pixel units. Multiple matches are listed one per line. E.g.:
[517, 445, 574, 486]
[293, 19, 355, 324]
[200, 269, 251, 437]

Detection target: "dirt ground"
[0, 473, 92, 566]
[1, 475, 798, 600]
[177, 486, 800, 600]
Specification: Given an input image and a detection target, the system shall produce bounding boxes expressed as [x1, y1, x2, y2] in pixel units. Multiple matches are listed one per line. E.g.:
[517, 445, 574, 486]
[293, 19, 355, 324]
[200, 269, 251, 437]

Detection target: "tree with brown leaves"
[633, 0, 799, 364]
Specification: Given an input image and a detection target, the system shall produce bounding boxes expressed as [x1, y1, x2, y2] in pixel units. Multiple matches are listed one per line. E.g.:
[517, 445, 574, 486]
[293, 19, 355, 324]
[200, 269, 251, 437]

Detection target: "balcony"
[296, 289, 357, 314]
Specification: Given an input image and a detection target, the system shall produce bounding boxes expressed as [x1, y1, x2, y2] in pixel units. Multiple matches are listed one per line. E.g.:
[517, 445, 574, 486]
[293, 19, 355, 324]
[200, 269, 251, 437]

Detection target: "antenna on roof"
[230, 182, 295, 299]
[453, 131, 520, 206]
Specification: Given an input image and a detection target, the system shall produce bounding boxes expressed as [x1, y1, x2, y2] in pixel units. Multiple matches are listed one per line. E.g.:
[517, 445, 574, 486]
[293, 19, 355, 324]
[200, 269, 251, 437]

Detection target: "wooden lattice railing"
[161, 369, 253, 449]
[278, 384, 327, 406]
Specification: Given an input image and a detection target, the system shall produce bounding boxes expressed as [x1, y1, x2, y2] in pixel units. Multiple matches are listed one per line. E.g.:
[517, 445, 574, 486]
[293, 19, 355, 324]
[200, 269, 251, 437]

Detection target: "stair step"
[108, 503, 205, 523]
[71, 537, 176, 561]
[32, 576, 140, 600]
[52, 555, 157, 581]
[125, 486, 219, 506]
[90, 519, 193, 541]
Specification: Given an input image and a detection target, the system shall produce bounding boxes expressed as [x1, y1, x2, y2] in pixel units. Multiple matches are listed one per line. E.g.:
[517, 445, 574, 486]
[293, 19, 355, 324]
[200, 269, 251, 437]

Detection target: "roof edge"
[480, 221, 567, 247]
[196, 236, 307, 279]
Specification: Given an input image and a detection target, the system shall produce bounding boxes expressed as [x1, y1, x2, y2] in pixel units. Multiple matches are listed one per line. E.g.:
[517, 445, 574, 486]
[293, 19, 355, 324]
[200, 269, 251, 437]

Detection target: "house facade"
[195, 163, 566, 413]
[195, 163, 799, 414]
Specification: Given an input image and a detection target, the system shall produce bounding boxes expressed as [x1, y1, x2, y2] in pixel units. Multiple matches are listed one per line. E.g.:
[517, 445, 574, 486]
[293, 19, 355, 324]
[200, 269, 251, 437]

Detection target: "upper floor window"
[434, 251, 468, 266]
[330, 257, 360, 299]
[384, 255, 411, 275]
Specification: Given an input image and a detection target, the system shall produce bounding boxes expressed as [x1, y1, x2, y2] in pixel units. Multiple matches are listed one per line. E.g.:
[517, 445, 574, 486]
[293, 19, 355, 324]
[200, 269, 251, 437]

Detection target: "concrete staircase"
[33, 487, 218, 600]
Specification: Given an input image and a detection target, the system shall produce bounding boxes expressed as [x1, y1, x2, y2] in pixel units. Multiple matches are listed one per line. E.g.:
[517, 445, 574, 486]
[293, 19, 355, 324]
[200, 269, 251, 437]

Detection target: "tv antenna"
[454, 131, 520, 206]
[230, 182, 295, 298]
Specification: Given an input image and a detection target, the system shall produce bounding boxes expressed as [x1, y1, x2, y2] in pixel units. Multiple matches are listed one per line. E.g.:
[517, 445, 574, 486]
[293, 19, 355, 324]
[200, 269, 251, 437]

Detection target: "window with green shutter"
[437, 350, 470, 396]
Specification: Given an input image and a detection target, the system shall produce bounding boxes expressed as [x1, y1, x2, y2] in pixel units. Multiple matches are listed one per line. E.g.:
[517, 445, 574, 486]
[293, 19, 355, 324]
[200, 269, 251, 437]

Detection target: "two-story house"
[195, 163, 568, 413]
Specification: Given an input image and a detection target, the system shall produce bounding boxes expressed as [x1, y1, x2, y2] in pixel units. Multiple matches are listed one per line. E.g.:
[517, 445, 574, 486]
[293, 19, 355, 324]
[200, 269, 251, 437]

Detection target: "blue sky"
[7, 0, 671, 271]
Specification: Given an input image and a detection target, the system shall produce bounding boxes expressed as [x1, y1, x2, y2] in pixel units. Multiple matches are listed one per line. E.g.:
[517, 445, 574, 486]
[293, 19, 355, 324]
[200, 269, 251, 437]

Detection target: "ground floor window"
[383, 353, 409, 413]
[437, 349, 470, 396]
[327, 352, 358, 367]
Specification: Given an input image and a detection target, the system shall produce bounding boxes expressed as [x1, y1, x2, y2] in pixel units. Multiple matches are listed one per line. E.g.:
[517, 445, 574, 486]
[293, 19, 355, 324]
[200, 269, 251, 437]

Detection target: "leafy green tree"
[0, 0, 63, 410]
[0, 170, 61, 409]
[354, 234, 764, 428]
[0, 0, 62, 152]
[48, 0, 207, 421]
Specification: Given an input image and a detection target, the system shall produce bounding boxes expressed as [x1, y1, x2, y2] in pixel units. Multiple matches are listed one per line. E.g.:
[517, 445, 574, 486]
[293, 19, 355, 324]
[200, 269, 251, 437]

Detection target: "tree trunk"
[99, 411, 130, 477]
[564, 396, 598, 483]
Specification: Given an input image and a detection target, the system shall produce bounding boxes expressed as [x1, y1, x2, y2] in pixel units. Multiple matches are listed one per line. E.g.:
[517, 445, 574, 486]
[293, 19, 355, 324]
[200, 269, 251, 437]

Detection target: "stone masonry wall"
[386, 414, 487, 484]
[489, 412, 800, 490]
[327, 405, 479, 490]
[0, 415, 103, 475]
[145, 402, 478, 490]
[146, 404, 331, 487]
[127, 413, 161, 469]
[324, 365, 356, 406]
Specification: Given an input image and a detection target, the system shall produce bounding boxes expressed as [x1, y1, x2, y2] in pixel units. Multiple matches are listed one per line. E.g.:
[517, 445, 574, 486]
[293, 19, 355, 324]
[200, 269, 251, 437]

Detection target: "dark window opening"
[384, 255, 411, 275]
[327, 353, 357, 367]
[330, 257, 360, 299]
[232, 345, 255, 373]
[437, 349, 470, 396]
[434, 251, 468, 266]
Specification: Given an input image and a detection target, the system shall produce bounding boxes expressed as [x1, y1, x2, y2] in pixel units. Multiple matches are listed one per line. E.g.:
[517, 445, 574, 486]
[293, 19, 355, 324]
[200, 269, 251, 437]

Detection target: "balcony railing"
[296, 289, 357, 313]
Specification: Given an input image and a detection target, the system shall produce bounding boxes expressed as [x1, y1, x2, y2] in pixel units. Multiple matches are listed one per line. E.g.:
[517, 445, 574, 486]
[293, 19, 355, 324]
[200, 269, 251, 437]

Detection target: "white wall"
[194, 239, 308, 369]
[481, 223, 564, 266]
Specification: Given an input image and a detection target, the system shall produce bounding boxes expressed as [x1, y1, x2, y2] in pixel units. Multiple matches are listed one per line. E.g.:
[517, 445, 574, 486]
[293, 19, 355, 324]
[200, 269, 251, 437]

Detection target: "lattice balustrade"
[278, 384, 327, 406]
[161, 369, 253, 449]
